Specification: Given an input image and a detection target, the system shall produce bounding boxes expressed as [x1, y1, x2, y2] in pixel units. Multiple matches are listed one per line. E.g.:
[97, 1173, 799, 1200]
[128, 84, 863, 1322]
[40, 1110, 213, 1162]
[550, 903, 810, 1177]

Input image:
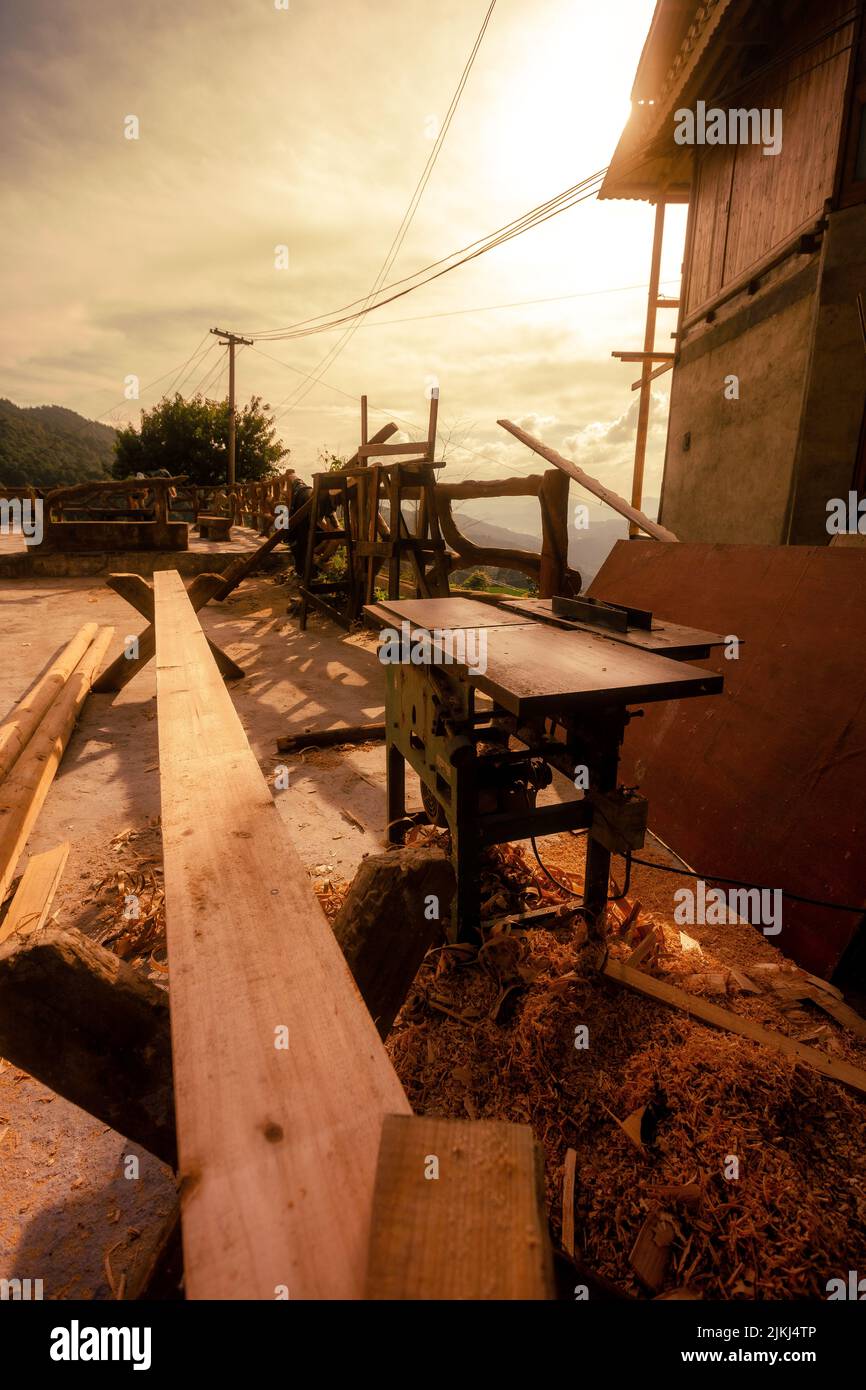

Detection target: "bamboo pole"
[0, 627, 113, 903]
[0, 624, 99, 782]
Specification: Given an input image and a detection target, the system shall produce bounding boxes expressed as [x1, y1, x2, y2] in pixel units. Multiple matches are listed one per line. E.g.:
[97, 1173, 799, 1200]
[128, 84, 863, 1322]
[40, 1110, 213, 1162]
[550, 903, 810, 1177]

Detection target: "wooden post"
[538, 468, 570, 597]
[631, 199, 666, 538]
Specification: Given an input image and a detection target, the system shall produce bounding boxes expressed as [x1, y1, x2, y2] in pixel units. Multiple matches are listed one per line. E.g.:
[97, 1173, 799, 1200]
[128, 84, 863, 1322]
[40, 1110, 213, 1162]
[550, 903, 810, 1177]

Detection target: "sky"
[0, 0, 685, 536]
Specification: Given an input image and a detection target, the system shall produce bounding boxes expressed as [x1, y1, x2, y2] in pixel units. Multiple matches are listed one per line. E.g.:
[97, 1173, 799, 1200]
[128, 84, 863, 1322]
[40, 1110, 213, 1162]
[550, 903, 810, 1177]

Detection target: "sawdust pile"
[382, 836, 866, 1300]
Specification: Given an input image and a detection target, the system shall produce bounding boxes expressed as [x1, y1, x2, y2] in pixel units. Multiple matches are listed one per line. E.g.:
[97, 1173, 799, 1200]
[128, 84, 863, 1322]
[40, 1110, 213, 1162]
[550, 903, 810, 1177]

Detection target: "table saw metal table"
[366, 595, 726, 940]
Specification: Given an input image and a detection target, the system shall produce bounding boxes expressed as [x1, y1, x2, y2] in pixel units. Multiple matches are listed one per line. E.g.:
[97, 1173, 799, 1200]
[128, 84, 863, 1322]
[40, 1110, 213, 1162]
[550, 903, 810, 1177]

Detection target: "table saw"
[365, 594, 726, 941]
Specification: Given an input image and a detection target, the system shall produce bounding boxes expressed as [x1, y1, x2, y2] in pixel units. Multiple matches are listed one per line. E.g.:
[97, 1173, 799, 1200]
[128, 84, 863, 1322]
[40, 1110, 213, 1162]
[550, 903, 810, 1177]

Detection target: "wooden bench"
[197, 513, 233, 542]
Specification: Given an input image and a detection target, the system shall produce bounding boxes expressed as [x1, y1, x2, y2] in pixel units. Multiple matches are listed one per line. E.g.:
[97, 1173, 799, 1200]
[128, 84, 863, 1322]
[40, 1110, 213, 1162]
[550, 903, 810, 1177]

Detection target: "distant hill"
[0, 398, 117, 488]
[452, 505, 661, 586]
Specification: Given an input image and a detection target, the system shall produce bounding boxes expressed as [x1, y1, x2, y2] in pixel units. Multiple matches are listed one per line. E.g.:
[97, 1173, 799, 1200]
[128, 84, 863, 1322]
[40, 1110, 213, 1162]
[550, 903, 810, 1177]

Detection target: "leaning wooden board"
[154, 570, 410, 1300]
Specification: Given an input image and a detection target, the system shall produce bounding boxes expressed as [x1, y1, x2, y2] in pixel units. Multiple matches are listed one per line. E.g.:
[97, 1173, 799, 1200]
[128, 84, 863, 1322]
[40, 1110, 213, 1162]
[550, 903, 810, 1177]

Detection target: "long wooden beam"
[153, 570, 410, 1299]
[497, 419, 679, 543]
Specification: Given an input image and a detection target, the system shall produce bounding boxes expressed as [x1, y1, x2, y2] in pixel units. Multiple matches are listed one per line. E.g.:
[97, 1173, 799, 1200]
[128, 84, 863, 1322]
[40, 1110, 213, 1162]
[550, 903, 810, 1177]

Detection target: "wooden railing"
[434, 469, 580, 597]
[40, 477, 188, 552]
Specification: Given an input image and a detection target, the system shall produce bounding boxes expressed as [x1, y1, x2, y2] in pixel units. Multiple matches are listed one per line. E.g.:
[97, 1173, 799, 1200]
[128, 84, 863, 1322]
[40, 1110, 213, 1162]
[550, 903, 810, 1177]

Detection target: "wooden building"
[601, 0, 866, 543]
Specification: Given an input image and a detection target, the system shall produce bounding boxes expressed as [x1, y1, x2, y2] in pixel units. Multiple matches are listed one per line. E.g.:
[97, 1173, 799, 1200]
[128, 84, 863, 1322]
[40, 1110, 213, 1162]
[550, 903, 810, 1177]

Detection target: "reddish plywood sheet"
[590, 542, 866, 977]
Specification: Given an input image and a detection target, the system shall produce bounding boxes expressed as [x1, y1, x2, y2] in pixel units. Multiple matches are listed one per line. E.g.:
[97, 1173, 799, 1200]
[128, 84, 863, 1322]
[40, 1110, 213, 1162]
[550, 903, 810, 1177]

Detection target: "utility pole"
[211, 327, 252, 486]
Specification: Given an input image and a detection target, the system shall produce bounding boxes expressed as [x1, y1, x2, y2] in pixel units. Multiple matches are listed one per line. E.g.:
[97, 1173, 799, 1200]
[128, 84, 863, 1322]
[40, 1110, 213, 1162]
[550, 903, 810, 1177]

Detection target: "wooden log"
[538, 467, 570, 597]
[154, 570, 410, 1299]
[435, 474, 544, 500]
[0, 842, 69, 946]
[498, 419, 679, 542]
[0, 624, 98, 782]
[332, 847, 455, 1038]
[275, 721, 386, 754]
[364, 1115, 555, 1299]
[0, 925, 175, 1166]
[0, 628, 113, 904]
[603, 959, 866, 1095]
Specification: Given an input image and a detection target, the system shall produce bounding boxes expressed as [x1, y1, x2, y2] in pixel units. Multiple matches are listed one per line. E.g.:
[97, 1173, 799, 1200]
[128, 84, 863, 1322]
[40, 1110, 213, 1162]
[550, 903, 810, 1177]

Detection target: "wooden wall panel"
[590, 541, 866, 980]
[685, 1, 854, 313]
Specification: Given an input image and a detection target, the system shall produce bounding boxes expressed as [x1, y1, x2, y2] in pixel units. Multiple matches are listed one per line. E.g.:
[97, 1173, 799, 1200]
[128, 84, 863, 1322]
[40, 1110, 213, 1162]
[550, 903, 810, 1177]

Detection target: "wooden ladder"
[298, 471, 361, 631]
[354, 389, 450, 604]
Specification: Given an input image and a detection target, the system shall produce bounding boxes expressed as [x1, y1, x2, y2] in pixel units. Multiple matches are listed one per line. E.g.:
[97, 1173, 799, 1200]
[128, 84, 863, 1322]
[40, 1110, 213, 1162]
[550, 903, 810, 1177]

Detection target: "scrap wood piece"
[646, 1182, 702, 1208]
[331, 846, 455, 1038]
[630, 1207, 677, 1293]
[497, 418, 678, 542]
[0, 624, 98, 782]
[625, 925, 658, 969]
[0, 924, 175, 1166]
[154, 570, 409, 1300]
[603, 958, 866, 1096]
[0, 841, 69, 946]
[364, 1114, 555, 1300]
[0, 627, 113, 904]
[276, 721, 386, 754]
[561, 1147, 577, 1257]
[94, 573, 242, 694]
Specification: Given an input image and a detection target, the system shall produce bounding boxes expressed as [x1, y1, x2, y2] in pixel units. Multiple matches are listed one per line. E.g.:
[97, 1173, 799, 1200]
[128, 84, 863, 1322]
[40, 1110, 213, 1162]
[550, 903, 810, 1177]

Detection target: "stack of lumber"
[0, 623, 113, 915]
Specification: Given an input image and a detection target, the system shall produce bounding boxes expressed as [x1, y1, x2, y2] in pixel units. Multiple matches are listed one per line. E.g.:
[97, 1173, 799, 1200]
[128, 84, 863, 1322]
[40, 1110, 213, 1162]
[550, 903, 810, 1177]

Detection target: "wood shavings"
[385, 835, 866, 1300]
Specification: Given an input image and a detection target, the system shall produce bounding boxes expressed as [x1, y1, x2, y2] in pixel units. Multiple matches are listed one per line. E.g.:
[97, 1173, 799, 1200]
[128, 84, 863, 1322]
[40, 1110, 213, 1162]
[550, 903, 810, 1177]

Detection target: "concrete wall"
[788, 204, 866, 543]
[660, 259, 819, 543]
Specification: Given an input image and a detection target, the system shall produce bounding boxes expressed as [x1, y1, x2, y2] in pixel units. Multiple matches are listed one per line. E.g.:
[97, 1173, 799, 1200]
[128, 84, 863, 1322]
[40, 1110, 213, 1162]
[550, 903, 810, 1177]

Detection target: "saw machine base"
[366, 597, 726, 942]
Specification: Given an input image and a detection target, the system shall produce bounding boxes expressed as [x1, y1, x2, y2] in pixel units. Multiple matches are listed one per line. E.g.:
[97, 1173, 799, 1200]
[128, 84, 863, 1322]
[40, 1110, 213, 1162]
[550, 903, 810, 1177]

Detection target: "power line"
[276, 0, 498, 416]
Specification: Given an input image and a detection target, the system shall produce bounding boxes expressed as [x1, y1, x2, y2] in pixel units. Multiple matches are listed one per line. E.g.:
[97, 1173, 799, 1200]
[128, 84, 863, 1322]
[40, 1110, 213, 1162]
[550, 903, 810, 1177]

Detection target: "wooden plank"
[0, 842, 69, 945]
[497, 419, 679, 542]
[105, 572, 242, 679]
[0, 628, 113, 904]
[94, 573, 242, 693]
[364, 1115, 555, 1300]
[0, 624, 98, 782]
[153, 570, 409, 1300]
[603, 959, 866, 1096]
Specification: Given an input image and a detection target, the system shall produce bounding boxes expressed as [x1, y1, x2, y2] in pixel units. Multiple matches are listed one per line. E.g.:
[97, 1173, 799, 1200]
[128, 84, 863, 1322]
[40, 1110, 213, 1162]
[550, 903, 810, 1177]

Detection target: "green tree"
[463, 569, 489, 590]
[113, 393, 287, 485]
